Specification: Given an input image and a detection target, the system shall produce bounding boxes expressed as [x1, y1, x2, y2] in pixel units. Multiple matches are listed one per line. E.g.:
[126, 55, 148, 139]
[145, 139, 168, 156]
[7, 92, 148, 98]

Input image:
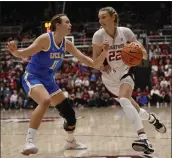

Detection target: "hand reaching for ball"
[101, 40, 110, 52]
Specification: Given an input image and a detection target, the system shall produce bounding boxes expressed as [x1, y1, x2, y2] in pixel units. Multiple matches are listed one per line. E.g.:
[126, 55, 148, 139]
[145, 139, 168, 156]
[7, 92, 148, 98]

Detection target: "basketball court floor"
[1, 105, 171, 158]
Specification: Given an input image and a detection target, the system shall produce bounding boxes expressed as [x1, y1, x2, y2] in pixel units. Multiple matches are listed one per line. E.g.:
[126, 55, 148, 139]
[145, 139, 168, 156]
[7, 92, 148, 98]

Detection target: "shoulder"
[65, 38, 76, 52]
[40, 33, 50, 41]
[92, 28, 105, 45]
[65, 38, 73, 47]
[93, 28, 105, 38]
[37, 33, 51, 51]
[34, 33, 50, 44]
[118, 27, 133, 34]
[118, 27, 135, 41]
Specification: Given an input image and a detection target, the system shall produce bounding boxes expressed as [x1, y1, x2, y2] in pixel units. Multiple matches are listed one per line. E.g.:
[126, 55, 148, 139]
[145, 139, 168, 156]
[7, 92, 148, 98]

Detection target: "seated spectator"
[75, 88, 82, 107]
[161, 91, 171, 105]
[75, 77, 83, 88]
[69, 89, 76, 107]
[90, 72, 97, 88]
[88, 87, 94, 98]
[161, 49, 168, 55]
[10, 90, 18, 109]
[148, 45, 155, 61]
[132, 88, 141, 101]
[81, 88, 90, 107]
[154, 44, 161, 54]
[157, 65, 165, 77]
[143, 86, 152, 102]
[151, 64, 158, 72]
[137, 92, 149, 106]
[82, 76, 90, 88]
[18, 88, 26, 108]
[160, 77, 169, 88]
[62, 88, 69, 98]
[150, 86, 163, 105]
[164, 68, 171, 80]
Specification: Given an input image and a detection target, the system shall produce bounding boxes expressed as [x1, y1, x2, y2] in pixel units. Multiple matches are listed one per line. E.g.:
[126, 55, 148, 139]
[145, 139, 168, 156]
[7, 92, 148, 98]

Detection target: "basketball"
[121, 42, 143, 67]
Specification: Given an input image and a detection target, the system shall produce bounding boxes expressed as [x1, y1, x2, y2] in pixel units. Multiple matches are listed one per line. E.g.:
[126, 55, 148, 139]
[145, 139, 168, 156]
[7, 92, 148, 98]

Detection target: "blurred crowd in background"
[0, 1, 171, 110]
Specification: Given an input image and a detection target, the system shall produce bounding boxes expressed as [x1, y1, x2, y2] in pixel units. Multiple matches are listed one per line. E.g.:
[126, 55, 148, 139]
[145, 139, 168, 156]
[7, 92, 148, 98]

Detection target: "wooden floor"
[1, 106, 171, 158]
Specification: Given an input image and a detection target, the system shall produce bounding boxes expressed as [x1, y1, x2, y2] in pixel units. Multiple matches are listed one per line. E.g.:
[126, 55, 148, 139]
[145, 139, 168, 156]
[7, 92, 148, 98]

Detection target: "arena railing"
[1, 35, 171, 58]
[0, 25, 22, 35]
[147, 35, 172, 45]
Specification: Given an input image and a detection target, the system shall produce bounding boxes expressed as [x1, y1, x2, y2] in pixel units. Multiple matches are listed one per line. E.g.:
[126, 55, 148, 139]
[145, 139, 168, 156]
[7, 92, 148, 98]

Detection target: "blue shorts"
[22, 71, 61, 96]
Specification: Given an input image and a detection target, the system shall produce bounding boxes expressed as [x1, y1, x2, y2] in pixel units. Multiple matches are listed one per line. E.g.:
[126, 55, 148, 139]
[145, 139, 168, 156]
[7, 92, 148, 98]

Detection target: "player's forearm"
[17, 49, 30, 58]
[135, 41, 148, 60]
[13, 49, 32, 59]
[93, 50, 108, 68]
[142, 48, 148, 60]
[11, 49, 25, 59]
[79, 55, 94, 68]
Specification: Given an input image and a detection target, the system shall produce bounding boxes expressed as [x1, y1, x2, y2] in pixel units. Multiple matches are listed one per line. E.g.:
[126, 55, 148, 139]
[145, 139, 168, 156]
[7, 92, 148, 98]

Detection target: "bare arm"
[134, 40, 148, 60]
[92, 43, 108, 69]
[65, 39, 94, 68]
[7, 34, 49, 59]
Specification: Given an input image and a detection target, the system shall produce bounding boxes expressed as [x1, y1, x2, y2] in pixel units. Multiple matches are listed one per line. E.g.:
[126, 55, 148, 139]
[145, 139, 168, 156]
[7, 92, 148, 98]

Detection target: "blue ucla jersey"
[26, 32, 65, 78]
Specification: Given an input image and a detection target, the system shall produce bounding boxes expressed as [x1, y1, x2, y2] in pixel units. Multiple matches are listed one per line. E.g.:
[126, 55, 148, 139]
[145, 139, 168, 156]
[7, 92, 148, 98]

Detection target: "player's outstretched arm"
[7, 34, 48, 59]
[92, 41, 109, 69]
[65, 39, 94, 68]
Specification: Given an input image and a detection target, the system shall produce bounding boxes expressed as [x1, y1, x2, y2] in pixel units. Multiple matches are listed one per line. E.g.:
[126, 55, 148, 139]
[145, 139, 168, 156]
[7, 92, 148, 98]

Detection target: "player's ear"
[112, 14, 115, 22]
[56, 23, 61, 28]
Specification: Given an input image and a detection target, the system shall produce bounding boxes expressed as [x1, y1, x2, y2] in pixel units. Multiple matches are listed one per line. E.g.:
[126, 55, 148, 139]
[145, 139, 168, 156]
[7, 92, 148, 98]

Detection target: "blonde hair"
[99, 7, 119, 26]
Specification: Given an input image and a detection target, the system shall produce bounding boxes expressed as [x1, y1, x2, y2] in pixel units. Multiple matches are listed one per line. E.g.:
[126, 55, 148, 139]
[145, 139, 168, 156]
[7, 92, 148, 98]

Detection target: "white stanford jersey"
[92, 27, 137, 97]
[92, 27, 136, 69]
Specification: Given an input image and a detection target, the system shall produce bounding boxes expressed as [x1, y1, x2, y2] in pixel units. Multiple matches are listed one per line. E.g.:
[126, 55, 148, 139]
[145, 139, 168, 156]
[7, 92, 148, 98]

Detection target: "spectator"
[62, 88, 69, 98]
[81, 88, 90, 107]
[75, 77, 83, 88]
[160, 77, 169, 88]
[10, 90, 18, 109]
[82, 76, 90, 88]
[154, 44, 161, 54]
[75, 88, 82, 107]
[88, 87, 94, 98]
[150, 86, 163, 106]
[137, 92, 149, 106]
[18, 88, 26, 108]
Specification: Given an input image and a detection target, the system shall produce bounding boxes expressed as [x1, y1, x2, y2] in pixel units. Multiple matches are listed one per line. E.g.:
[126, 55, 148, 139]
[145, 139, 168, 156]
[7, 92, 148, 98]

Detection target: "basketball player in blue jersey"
[7, 14, 93, 156]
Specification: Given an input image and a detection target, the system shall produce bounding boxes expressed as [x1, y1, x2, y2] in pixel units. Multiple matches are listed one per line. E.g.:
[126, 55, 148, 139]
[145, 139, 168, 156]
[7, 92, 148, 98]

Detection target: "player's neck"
[53, 31, 64, 45]
[105, 26, 117, 39]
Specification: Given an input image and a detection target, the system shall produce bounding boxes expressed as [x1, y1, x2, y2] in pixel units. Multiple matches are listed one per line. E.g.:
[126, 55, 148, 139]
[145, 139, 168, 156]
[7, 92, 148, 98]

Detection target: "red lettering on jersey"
[108, 51, 121, 62]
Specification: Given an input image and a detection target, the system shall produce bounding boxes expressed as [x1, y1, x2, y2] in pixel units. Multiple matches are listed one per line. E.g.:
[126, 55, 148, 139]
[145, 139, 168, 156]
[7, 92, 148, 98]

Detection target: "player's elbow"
[93, 60, 102, 69]
[142, 50, 148, 60]
[142, 53, 148, 60]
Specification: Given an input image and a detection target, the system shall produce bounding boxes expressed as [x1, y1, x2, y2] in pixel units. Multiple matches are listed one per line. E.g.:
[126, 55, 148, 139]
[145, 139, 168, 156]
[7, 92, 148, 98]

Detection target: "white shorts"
[101, 68, 135, 98]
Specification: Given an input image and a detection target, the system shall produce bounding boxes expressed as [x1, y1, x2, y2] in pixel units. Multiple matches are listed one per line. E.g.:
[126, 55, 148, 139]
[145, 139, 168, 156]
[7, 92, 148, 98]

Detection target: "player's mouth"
[101, 24, 106, 27]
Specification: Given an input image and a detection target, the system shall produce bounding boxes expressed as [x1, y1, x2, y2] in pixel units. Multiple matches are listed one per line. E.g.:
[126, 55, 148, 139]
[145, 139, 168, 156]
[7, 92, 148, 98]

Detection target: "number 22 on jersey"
[108, 50, 122, 62]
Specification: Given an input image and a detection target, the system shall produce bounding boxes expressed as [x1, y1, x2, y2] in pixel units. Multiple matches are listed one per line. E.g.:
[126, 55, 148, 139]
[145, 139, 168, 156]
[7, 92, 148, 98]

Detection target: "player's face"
[59, 16, 72, 35]
[98, 11, 114, 28]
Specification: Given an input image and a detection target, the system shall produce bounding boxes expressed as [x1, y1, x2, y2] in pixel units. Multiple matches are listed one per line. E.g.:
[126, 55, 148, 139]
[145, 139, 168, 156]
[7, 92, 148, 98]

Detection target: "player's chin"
[65, 30, 71, 36]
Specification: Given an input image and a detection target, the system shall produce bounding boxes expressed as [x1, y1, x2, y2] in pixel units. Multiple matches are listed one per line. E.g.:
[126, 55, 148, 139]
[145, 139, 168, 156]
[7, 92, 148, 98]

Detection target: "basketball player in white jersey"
[92, 7, 166, 154]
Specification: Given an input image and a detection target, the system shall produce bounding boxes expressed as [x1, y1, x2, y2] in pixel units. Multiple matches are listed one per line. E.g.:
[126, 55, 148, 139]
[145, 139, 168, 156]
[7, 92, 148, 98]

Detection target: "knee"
[119, 97, 131, 108]
[41, 97, 51, 107]
[56, 98, 76, 131]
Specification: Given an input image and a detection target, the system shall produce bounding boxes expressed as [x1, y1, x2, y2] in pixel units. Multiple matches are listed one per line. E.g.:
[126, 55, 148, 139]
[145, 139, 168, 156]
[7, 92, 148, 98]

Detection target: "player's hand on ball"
[7, 41, 18, 57]
[101, 40, 109, 51]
